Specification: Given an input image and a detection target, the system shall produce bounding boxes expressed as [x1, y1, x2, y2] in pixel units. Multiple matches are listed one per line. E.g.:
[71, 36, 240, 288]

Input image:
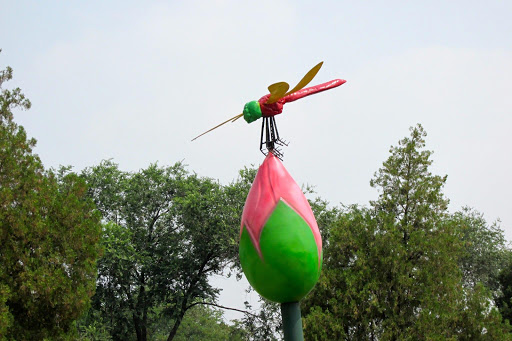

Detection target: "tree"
[81, 161, 252, 341]
[451, 207, 509, 293]
[0, 51, 102, 339]
[302, 125, 510, 340]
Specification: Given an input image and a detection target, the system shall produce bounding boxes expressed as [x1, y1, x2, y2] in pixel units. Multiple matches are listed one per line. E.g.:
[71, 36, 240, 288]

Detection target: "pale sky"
[2, 0, 511, 322]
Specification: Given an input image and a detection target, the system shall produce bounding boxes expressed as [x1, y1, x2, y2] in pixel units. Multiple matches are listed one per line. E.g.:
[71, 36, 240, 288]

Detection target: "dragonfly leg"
[260, 118, 265, 154]
[266, 117, 274, 151]
[260, 117, 288, 160]
[271, 116, 288, 147]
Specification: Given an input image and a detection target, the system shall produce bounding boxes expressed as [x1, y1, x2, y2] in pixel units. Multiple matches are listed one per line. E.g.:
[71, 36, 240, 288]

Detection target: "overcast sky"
[2, 0, 511, 322]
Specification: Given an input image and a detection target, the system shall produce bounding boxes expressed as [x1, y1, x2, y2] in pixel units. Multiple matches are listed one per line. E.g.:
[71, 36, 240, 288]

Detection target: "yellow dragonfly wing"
[266, 61, 324, 104]
[286, 61, 323, 96]
[266, 82, 290, 104]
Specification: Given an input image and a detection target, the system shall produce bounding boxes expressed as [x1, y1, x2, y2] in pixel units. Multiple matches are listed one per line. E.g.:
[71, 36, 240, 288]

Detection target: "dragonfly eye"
[243, 101, 262, 123]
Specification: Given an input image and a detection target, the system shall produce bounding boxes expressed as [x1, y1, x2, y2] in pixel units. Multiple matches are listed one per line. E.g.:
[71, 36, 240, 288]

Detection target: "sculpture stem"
[281, 302, 304, 341]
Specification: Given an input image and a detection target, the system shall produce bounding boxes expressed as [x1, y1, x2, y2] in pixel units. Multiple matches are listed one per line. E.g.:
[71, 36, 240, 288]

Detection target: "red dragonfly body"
[258, 79, 346, 117]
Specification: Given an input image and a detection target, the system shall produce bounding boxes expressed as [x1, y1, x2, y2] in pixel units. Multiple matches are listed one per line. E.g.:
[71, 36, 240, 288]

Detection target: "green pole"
[281, 301, 304, 341]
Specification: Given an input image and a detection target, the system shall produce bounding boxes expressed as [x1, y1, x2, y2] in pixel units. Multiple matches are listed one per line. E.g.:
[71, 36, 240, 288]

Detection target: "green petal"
[239, 200, 321, 303]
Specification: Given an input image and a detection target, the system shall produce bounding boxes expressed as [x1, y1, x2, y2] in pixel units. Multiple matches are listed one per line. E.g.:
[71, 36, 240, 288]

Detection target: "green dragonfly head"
[243, 100, 262, 123]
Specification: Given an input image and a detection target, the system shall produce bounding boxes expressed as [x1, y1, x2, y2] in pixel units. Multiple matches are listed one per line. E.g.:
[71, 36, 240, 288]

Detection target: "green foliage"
[307, 197, 341, 243]
[451, 207, 509, 293]
[0, 283, 11, 338]
[496, 252, 512, 325]
[0, 52, 102, 339]
[302, 125, 510, 340]
[77, 308, 112, 341]
[81, 161, 250, 341]
[172, 305, 245, 341]
[78, 304, 246, 341]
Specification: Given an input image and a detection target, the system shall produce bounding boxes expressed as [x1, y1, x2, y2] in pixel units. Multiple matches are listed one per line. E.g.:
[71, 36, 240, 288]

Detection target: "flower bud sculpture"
[239, 152, 322, 303]
[193, 61, 344, 340]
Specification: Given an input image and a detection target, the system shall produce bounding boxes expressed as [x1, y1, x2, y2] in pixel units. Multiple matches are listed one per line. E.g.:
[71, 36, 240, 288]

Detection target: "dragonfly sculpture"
[192, 62, 346, 158]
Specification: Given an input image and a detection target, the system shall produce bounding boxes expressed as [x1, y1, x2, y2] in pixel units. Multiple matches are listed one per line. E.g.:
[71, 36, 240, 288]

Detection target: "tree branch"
[166, 251, 215, 341]
[186, 301, 262, 320]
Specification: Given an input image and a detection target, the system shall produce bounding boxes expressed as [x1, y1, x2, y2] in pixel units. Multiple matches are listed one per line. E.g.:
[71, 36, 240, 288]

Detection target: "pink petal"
[240, 153, 322, 259]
